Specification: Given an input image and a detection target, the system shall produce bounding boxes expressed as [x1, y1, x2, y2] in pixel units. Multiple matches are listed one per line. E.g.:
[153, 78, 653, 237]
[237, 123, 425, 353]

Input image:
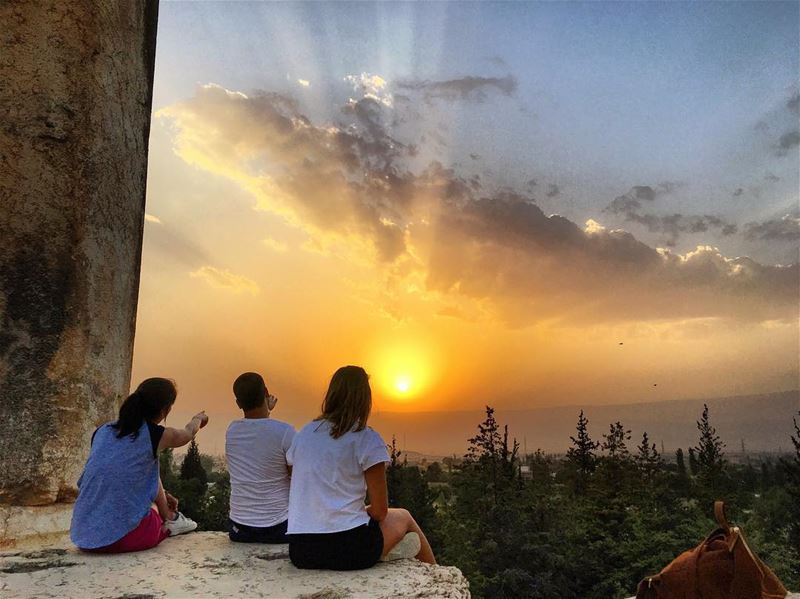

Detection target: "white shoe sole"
[166, 520, 198, 536]
[381, 532, 421, 561]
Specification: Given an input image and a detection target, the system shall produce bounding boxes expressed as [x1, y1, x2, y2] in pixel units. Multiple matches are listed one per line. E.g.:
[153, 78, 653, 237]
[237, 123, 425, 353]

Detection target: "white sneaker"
[381, 532, 421, 561]
[164, 512, 198, 536]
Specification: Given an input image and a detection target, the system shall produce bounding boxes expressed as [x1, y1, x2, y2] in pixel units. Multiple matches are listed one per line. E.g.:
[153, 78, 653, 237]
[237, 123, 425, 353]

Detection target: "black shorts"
[288, 519, 384, 570]
[229, 518, 288, 544]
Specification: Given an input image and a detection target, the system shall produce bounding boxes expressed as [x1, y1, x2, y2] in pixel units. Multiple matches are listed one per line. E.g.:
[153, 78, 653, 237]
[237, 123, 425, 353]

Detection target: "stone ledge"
[0, 504, 72, 549]
[0, 531, 470, 598]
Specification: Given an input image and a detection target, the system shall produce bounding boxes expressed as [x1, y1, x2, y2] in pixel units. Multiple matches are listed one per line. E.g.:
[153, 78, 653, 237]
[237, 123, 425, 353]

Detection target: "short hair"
[233, 372, 267, 411]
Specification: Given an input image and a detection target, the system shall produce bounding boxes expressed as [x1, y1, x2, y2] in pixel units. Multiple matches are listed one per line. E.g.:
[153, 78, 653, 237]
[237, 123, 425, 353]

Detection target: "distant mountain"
[370, 390, 800, 457]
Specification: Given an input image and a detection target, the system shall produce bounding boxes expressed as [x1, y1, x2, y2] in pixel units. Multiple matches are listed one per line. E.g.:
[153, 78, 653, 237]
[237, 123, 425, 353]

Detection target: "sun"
[369, 339, 439, 404]
[395, 376, 412, 394]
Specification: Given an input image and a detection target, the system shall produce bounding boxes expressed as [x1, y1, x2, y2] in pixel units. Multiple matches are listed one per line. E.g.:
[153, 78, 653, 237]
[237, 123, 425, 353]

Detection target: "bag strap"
[714, 500, 731, 531]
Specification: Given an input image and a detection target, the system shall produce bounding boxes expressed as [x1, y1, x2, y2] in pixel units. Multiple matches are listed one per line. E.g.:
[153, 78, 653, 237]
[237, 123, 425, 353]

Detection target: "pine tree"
[387, 435, 403, 507]
[466, 406, 503, 462]
[635, 431, 662, 479]
[602, 421, 631, 460]
[465, 406, 519, 507]
[566, 410, 600, 484]
[693, 404, 726, 478]
[783, 413, 800, 548]
[180, 439, 208, 486]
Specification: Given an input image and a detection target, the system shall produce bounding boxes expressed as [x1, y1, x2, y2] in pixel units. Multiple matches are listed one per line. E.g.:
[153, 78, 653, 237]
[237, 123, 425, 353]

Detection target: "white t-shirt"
[225, 418, 295, 528]
[286, 419, 390, 534]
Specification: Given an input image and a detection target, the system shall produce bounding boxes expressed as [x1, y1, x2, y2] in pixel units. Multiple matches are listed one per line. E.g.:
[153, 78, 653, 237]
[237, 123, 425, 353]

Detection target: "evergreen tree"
[634, 431, 662, 479]
[387, 435, 403, 506]
[465, 406, 519, 507]
[783, 413, 800, 548]
[566, 410, 600, 478]
[692, 404, 726, 478]
[601, 421, 631, 460]
[180, 439, 208, 486]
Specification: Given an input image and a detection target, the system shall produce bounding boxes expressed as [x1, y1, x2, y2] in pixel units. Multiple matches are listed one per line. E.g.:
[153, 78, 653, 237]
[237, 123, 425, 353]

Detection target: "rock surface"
[0, 2, 158, 506]
[0, 532, 471, 598]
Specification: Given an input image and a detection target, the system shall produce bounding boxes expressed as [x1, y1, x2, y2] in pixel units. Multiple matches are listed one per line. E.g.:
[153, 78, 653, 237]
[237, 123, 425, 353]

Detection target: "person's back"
[286, 365, 436, 570]
[288, 419, 387, 534]
[225, 372, 294, 543]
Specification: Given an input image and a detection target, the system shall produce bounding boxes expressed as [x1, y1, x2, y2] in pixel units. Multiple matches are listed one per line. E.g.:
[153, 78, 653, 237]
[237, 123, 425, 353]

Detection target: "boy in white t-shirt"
[225, 372, 295, 543]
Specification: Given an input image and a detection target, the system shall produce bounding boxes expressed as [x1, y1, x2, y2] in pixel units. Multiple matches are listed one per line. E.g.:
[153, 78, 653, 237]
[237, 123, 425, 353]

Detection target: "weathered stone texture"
[0, 532, 472, 598]
[0, 2, 159, 505]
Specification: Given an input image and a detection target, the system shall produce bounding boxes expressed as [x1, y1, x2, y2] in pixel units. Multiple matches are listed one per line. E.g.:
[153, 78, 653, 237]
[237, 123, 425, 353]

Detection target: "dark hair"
[112, 378, 177, 439]
[318, 365, 371, 439]
[233, 372, 267, 411]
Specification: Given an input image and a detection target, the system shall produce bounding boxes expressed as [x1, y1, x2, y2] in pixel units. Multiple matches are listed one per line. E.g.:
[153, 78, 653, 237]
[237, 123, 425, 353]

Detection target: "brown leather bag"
[635, 501, 788, 599]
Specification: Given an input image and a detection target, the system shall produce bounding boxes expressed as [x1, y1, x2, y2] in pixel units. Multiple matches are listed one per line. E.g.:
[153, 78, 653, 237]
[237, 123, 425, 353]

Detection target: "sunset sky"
[132, 2, 799, 454]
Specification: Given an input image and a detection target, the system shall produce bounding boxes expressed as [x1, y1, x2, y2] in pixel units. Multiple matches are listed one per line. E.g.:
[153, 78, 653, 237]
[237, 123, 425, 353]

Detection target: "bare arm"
[364, 462, 389, 522]
[158, 411, 208, 451]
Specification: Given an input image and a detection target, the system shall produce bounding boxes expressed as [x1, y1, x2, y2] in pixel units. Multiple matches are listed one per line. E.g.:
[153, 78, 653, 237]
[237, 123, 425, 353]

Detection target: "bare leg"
[154, 475, 175, 522]
[378, 508, 436, 565]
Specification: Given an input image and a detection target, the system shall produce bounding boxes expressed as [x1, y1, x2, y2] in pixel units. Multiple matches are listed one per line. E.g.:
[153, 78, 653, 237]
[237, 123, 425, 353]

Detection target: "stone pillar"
[0, 0, 158, 521]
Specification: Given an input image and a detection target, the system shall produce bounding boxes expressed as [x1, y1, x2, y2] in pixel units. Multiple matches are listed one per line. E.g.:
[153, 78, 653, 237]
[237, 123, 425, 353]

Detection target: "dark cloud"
[469, 153, 480, 160]
[397, 75, 517, 103]
[161, 84, 799, 324]
[604, 185, 737, 246]
[776, 129, 800, 156]
[546, 184, 560, 198]
[733, 188, 744, 197]
[764, 172, 780, 183]
[788, 91, 799, 115]
[526, 178, 537, 188]
[744, 214, 800, 242]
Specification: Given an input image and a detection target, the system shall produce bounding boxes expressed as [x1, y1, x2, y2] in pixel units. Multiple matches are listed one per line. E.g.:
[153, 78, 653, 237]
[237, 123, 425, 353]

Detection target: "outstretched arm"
[158, 411, 208, 451]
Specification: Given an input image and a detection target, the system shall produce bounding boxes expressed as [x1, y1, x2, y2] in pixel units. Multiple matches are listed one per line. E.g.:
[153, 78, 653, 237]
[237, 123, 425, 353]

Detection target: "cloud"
[159, 84, 798, 325]
[297, 79, 311, 88]
[744, 214, 800, 242]
[262, 238, 289, 253]
[190, 266, 260, 295]
[732, 188, 744, 197]
[604, 185, 737, 246]
[344, 73, 392, 107]
[775, 129, 800, 156]
[145, 219, 210, 268]
[764, 172, 780, 183]
[145, 213, 162, 224]
[546, 184, 560, 198]
[788, 91, 799, 115]
[397, 75, 517, 103]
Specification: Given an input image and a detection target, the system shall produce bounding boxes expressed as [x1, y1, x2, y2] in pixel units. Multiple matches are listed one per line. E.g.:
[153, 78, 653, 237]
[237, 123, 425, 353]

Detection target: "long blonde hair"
[318, 365, 372, 439]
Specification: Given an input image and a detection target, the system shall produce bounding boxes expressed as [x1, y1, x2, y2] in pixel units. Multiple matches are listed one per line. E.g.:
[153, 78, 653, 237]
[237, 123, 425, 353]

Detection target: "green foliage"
[692, 404, 726, 496]
[180, 439, 207, 486]
[783, 413, 800, 549]
[431, 405, 799, 598]
[159, 439, 228, 531]
[566, 410, 600, 493]
[425, 461, 446, 483]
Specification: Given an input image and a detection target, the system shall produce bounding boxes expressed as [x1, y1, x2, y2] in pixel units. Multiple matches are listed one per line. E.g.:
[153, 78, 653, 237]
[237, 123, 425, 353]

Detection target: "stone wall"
[0, 2, 159, 507]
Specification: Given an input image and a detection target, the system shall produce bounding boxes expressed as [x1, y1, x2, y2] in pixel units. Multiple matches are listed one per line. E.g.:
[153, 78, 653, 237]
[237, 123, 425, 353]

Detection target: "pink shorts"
[87, 508, 169, 553]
